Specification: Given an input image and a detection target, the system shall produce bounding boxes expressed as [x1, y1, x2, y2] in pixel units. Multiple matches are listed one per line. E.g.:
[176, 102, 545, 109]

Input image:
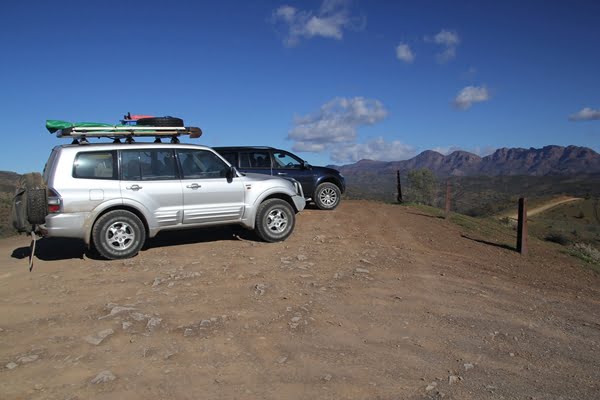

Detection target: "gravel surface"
[1, 200, 599, 399]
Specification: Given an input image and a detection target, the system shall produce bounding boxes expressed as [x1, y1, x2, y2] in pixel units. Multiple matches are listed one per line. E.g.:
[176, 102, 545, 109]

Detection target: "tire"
[255, 199, 295, 242]
[12, 172, 47, 231]
[136, 116, 184, 127]
[27, 188, 48, 225]
[314, 182, 341, 210]
[92, 210, 146, 260]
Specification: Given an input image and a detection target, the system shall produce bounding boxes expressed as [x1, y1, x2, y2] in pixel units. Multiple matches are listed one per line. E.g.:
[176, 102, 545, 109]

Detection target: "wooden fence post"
[517, 197, 528, 255]
[445, 180, 451, 217]
[397, 170, 403, 203]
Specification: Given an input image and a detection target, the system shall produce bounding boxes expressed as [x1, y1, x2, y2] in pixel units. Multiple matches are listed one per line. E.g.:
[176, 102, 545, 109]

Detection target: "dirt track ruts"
[1, 200, 599, 399]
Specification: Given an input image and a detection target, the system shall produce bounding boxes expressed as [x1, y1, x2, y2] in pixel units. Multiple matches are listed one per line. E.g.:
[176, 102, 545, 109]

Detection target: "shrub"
[500, 216, 511, 225]
[406, 169, 437, 206]
[570, 242, 600, 265]
[545, 232, 571, 246]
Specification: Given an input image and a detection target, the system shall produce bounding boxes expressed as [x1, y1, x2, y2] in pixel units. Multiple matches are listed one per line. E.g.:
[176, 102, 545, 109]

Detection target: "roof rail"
[56, 125, 202, 143]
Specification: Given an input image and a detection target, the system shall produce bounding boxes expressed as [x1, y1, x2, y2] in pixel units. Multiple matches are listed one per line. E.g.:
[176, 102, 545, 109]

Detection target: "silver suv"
[38, 142, 305, 259]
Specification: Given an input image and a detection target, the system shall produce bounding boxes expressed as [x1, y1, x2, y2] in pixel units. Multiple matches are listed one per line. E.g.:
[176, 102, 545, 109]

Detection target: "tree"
[407, 168, 437, 205]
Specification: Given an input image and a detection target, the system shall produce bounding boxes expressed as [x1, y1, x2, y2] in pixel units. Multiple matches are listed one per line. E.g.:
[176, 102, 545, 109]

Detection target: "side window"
[240, 151, 271, 168]
[121, 149, 177, 181]
[73, 151, 117, 180]
[178, 149, 229, 179]
[272, 151, 303, 169]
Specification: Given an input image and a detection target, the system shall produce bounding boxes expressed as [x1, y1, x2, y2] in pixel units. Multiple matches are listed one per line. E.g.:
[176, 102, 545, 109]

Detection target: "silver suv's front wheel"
[255, 199, 295, 242]
[92, 210, 146, 259]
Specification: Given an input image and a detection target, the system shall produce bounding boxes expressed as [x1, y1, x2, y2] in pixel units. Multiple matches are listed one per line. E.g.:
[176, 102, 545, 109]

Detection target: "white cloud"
[453, 85, 490, 110]
[287, 97, 414, 163]
[274, 5, 296, 22]
[432, 145, 463, 155]
[291, 142, 327, 152]
[320, 0, 348, 14]
[272, 0, 360, 46]
[433, 145, 496, 156]
[396, 43, 415, 63]
[288, 97, 388, 144]
[425, 29, 460, 63]
[330, 137, 416, 163]
[569, 107, 600, 121]
[431, 30, 460, 47]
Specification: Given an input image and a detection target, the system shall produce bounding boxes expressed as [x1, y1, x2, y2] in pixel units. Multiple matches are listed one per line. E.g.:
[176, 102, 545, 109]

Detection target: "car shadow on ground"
[461, 234, 516, 252]
[11, 237, 88, 261]
[10, 226, 259, 263]
[143, 225, 257, 251]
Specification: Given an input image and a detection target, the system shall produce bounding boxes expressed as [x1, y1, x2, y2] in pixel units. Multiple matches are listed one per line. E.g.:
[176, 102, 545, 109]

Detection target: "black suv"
[214, 147, 345, 210]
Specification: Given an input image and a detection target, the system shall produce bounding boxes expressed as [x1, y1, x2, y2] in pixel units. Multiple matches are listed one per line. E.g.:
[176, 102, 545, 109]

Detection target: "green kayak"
[46, 120, 116, 134]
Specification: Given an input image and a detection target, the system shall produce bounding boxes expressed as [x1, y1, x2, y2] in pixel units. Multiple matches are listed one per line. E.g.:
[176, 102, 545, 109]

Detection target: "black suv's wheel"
[136, 116, 184, 127]
[255, 199, 295, 242]
[92, 210, 146, 259]
[314, 182, 341, 210]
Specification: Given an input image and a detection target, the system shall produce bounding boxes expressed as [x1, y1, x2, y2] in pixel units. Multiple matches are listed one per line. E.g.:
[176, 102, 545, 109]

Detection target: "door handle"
[186, 183, 201, 189]
[277, 172, 288, 176]
[126, 184, 142, 191]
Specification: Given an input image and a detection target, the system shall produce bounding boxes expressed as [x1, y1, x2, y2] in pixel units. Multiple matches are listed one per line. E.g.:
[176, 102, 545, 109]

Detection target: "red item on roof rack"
[128, 114, 155, 120]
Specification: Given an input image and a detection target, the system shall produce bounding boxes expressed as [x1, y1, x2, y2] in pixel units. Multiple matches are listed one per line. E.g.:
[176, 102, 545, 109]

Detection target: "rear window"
[43, 148, 59, 182]
[73, 151, 117, 180]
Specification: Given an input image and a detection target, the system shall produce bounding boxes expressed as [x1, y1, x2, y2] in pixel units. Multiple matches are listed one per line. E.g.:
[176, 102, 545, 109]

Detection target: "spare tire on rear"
[11, 172, 47, 233]
[136, 116, 184, 127]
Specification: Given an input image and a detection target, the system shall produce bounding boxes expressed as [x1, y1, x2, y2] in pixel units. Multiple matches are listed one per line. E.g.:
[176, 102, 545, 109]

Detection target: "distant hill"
[0, 171, 20, 192]
[335, 145, 600, 177]
[0, 171, 20, 237]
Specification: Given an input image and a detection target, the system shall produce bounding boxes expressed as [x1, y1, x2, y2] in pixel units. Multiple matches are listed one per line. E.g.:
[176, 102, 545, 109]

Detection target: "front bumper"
[292, 194, 306, 212]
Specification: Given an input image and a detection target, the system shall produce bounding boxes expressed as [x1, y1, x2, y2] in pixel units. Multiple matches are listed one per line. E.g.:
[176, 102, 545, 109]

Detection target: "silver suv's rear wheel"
[255, 199, 295, 242]
[92, 210, 146, 259]
[314, 182, 341, 210]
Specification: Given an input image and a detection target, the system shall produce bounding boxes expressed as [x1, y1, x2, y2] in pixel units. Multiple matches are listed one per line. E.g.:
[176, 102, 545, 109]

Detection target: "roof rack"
[56, 125, 202, 144]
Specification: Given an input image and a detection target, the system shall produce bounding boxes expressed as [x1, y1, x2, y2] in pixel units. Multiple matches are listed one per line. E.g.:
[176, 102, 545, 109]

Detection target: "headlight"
[293, 181, 303, 196]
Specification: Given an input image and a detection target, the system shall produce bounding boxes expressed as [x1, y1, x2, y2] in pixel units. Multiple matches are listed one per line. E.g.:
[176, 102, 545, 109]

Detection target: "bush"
[500, 216, 511, 225]
[570, 242, 600, 265]
[406, 169, 437, 206]
[545, 232, 571, 246]
[499, 216, 517, 230]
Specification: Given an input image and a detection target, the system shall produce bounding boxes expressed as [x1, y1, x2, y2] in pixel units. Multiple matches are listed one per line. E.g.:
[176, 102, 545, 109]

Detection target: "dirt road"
[1, 200, 599, 399]
[505, 196, 583, 220]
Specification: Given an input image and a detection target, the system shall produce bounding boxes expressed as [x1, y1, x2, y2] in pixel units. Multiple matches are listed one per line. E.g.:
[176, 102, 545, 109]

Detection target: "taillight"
[47, 188, 62, 214]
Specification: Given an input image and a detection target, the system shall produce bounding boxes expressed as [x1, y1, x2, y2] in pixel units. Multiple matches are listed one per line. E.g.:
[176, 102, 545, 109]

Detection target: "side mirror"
[226, 165, 236, 182]
[301, 161, 311, 170]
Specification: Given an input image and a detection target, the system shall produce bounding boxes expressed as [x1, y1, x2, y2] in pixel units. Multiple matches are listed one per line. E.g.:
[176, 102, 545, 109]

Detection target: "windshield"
[272, 151, 304, 169]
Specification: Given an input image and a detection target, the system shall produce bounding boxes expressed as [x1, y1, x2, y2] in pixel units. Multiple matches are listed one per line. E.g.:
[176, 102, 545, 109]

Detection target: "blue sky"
[1, 0, 599, 173]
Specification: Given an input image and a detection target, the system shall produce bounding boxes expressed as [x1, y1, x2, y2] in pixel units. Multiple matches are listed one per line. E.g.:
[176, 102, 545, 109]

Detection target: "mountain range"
[334, 145, 600, 177]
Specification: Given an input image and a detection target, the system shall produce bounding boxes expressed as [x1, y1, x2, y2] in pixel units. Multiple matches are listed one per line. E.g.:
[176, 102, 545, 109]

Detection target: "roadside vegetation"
[385, 170, 600, 270]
